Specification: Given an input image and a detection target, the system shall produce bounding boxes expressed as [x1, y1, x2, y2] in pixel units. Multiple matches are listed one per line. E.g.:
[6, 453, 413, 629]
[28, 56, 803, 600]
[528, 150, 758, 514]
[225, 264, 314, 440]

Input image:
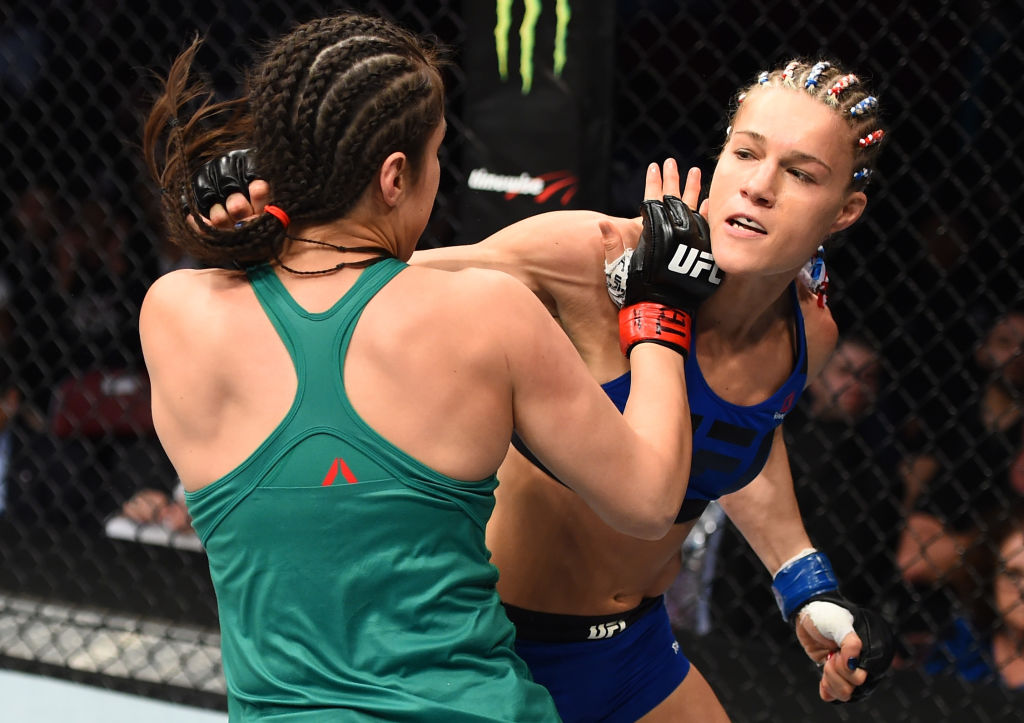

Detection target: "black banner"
[456, 0, 615, 243]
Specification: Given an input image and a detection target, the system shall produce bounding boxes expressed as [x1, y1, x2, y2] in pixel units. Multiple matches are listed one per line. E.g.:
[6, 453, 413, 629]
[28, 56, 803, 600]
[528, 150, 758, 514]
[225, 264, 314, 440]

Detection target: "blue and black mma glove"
[607, 195, 723, 359]
[772, 548, 895, 703]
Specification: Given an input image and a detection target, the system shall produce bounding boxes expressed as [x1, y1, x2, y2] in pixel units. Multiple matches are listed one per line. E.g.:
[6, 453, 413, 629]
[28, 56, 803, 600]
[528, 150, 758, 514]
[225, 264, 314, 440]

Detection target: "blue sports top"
[511, 284, 808, 523]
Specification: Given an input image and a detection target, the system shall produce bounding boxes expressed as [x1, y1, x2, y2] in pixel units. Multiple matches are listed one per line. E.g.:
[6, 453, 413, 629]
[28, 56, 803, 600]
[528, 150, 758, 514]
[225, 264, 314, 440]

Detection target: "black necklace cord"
[276, 235, 395, 276]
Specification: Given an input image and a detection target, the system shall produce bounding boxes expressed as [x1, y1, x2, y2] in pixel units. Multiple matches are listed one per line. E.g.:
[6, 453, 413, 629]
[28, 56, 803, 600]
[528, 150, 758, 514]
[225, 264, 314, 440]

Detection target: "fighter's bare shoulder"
[413, 263, 543, 317]
[143, 267, 247, 319]
[140, 268, 251, 359]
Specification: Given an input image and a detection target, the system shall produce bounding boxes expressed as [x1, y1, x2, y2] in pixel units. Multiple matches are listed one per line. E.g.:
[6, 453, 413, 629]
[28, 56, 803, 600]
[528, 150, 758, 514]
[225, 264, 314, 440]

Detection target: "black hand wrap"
[184, 148, 259, 218]
[618, 195, 723, 358]
[802, 592, 896, 704]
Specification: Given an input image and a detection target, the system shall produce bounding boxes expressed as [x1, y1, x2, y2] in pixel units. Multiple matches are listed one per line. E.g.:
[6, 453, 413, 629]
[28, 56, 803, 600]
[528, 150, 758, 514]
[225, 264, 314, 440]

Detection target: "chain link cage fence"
[1, 0, 1022, 720]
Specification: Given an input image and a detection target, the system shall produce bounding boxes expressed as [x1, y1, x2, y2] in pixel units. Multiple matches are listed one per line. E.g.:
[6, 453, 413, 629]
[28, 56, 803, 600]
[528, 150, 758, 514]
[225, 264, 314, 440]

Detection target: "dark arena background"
[1, 1, 1022, 721]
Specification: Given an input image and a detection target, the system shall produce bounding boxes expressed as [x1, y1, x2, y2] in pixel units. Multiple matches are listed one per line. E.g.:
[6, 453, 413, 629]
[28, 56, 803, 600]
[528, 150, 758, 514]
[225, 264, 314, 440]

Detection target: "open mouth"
[727, 216, 767, 234]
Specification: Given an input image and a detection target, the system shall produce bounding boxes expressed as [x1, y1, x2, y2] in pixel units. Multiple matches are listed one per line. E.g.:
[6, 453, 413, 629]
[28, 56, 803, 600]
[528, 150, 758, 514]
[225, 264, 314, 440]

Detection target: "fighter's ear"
[378, 151, 409, 207]
[829, 191, 867, 234]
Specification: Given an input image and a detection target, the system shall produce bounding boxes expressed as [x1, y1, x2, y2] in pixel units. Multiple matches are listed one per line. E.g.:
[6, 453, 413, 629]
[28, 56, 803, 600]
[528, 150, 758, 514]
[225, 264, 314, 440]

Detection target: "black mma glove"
[185, 148, 259, 218]
[614, 195, 723, 358]
[795, 591, 895, 703]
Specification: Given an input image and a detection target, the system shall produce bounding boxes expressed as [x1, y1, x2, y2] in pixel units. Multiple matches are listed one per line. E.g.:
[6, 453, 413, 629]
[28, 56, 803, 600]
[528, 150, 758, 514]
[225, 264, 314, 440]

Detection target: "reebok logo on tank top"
[773, 392, 796, 421]
[321, 458, 358, 486]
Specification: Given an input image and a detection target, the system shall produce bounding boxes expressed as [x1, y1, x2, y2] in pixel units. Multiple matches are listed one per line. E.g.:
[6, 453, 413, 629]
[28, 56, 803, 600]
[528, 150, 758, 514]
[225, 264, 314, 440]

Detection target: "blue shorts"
[507, 596, 691, 723]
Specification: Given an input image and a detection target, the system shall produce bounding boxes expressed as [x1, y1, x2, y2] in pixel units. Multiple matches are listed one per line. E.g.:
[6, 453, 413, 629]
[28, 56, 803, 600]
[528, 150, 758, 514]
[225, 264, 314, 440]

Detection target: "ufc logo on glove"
[668, 246, 723, 284]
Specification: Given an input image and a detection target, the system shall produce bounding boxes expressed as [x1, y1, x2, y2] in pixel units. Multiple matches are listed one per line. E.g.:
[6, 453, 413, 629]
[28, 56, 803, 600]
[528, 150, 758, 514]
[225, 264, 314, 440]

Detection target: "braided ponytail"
[142, 12, 447, 270]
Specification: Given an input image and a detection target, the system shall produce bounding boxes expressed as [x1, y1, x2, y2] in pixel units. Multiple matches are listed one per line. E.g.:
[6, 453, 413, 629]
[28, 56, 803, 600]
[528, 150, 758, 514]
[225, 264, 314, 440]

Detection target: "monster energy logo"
[495, 0, 571, 94]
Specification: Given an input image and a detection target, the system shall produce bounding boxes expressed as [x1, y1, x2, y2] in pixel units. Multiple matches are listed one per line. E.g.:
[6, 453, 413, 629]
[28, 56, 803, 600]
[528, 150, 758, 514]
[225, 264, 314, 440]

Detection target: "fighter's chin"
[708, 253, 799, 283]
[706, 244, 756, 277]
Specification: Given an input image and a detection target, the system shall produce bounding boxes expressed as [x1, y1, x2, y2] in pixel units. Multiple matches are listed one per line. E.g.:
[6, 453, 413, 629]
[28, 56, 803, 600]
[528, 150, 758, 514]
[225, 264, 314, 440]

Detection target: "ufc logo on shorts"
[587, 620, 627, 639]
[669, 245, 723, 285]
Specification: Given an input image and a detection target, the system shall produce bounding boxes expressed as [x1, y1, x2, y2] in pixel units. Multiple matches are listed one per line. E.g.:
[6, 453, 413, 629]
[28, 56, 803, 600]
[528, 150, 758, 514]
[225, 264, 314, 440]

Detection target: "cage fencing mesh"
[1, 1, 1022, 720]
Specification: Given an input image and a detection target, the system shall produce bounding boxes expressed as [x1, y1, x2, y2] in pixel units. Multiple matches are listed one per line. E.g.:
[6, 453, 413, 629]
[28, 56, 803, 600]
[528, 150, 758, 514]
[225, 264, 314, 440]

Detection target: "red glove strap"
[619, 303, 692, 358]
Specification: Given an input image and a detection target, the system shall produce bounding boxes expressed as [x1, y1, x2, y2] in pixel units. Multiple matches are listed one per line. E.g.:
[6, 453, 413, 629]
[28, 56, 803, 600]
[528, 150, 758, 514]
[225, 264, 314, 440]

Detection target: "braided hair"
[143, 12, 447, 269]
[728, 59, 886, 190]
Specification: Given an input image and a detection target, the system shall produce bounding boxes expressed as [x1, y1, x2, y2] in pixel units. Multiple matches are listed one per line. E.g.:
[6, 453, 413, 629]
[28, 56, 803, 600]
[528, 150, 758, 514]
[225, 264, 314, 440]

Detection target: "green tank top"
[185, 260, 558, 722]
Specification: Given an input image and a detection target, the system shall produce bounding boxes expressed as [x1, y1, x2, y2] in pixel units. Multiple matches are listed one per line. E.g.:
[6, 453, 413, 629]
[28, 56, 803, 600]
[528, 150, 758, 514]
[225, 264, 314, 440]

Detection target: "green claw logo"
[495, 0, 571, 94]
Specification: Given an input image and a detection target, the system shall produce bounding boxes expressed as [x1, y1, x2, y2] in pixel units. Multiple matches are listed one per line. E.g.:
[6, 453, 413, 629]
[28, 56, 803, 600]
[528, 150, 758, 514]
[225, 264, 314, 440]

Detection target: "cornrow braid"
[142, 12, 447, 270]
[250, 12, 446, 229]
[727, 58, 886, 190]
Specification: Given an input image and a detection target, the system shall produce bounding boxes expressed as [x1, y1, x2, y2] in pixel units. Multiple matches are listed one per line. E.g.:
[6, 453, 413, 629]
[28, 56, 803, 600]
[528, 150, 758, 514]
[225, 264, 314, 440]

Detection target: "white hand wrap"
[798, 600, 855, 645]
[604, 247, 633, 309]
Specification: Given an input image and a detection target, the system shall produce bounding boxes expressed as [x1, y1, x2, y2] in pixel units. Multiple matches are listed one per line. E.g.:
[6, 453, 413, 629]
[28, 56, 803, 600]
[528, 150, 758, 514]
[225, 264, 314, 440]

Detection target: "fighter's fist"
[187, 148, 259, 218]
[614, 161, 724, 358]
[796, 594, 895, 703]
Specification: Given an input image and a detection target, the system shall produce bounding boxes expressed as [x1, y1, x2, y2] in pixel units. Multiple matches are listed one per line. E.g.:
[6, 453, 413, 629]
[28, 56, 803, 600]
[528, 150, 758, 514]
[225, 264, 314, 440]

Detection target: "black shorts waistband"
[503, 595, 663, 643]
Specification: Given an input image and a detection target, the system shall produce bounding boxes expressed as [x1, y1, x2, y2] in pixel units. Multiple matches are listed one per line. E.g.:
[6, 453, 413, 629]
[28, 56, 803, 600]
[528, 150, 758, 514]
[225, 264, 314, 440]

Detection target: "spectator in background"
[119, 480, 193, 535]
[800, 335, 882, 424]
[987, 506, 1024, 689]
[897, 309, 1024, 669]
[920, 504, 1024, 689]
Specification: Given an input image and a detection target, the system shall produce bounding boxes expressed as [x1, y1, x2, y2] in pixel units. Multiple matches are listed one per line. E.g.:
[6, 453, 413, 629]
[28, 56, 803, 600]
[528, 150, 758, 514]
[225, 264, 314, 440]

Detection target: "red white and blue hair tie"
[827, 74, 859, 99]
[804, 61, 830, 89]
[850, 96, 878, 117]
[858, 129, 885, 148]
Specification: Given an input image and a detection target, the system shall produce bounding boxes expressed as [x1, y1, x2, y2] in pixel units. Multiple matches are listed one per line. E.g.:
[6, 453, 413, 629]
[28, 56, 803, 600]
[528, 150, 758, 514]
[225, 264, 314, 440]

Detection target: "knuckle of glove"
[847, 608, 895, 700]
[191, 148, 257, 218]
[191, 173, 221, 218]
[662, 195, 690, 231]
[236, 148, 259, 186]
[214, 151, 250, 199]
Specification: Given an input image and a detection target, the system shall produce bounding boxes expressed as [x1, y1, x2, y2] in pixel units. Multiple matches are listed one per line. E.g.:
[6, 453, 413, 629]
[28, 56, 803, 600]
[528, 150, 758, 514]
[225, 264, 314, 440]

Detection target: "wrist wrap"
[771, 549, 839, 622]
[619, 303, 692, 358]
